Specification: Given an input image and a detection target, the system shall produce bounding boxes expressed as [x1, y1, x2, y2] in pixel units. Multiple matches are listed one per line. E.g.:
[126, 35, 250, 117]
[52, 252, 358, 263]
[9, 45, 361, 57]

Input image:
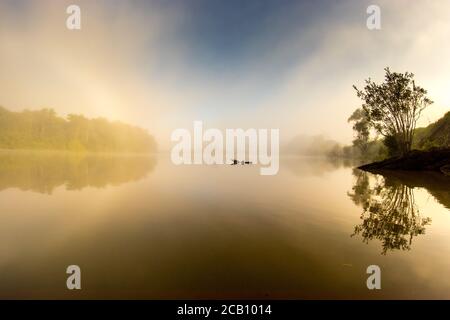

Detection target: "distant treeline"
[339, 110, 450, 160]
[285, 111, 450, 161]
[0, 107, 157, 153]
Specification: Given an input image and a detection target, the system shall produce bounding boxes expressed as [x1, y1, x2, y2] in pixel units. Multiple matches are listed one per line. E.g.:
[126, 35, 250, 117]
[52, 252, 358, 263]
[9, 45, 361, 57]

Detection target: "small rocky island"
[359, 148, 450, 176]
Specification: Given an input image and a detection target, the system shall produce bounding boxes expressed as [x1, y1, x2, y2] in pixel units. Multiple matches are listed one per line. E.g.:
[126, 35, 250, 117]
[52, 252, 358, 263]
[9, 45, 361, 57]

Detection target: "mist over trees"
[283, 134, 342, 156]
[347, 108, 370, 155]
[284, 133, 387, 160]
[353, 68, 433, 157]
[282, 67, 447, 162]
[0, 107, 157, 153]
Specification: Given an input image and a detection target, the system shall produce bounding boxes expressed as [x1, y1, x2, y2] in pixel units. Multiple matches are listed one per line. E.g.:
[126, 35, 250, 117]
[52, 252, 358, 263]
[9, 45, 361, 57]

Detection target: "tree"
[353, 68, 433, 156]
[347, 108, 370, 154]
[382, 134, 400, 157]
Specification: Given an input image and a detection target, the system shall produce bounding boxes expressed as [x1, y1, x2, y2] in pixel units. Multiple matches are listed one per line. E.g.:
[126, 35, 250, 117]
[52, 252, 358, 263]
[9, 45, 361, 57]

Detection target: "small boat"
[230, 159, 252, 165]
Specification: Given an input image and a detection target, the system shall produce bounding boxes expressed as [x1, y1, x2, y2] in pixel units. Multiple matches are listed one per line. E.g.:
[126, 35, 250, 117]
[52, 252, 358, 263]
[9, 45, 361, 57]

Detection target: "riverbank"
[358, 148, 450, 175]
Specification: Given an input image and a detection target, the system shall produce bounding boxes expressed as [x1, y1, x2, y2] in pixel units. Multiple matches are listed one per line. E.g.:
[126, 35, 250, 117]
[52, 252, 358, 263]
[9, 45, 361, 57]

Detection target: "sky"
[1, 0, 450, 148]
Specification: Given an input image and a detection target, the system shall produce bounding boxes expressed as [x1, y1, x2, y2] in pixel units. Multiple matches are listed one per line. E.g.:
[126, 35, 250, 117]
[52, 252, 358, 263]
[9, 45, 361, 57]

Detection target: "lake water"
[0, 151, 449, 299]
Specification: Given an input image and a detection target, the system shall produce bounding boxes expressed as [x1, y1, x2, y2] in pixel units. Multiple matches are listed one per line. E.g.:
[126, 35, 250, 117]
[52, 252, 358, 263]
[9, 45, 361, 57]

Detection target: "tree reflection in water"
[0, 151, 156, 194]
[348, 169, 431, 254]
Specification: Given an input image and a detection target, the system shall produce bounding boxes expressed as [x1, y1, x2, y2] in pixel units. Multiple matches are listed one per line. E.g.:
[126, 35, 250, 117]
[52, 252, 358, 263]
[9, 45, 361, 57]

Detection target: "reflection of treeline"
[369, 170, 450, 210]
[0, 151, 156, 194]
[348, 170, 432, 254]
[0, 107, 156, 153]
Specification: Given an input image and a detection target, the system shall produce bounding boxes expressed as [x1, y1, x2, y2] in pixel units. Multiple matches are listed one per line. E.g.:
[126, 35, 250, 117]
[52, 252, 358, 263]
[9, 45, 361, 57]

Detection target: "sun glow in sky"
[1, 0, 450, 148]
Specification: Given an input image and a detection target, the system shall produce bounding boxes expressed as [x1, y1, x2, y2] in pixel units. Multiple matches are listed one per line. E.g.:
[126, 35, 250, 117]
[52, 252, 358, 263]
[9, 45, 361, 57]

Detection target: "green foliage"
[413, 111, 450, 150]
[0, 106, 157, 153]
[353, 68, 433, 156]
[383, 134, 401, 157]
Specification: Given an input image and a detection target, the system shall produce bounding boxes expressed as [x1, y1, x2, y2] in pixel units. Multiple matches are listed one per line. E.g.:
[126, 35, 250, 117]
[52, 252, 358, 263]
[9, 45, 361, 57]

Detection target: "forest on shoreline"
[285, 68, 450, 163]
[285, 110, 450, 161]
[0, 107, 157, 153]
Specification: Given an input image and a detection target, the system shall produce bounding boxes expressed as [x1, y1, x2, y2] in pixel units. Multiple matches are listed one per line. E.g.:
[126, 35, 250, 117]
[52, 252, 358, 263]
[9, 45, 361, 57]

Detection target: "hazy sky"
[1, 0, 450, 148]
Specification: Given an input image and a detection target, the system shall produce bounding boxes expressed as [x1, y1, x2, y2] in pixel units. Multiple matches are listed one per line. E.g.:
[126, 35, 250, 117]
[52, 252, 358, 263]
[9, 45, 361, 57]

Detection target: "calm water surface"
[0, 151, 449, 299]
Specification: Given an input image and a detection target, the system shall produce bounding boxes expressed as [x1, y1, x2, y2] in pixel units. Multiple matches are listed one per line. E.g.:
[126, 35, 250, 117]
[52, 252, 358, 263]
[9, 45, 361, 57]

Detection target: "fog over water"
[0, 152, 449, 299]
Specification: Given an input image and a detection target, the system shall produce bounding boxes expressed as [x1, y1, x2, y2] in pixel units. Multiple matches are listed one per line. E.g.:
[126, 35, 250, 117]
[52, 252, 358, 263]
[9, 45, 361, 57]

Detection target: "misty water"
[0, 151, 449, 299]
